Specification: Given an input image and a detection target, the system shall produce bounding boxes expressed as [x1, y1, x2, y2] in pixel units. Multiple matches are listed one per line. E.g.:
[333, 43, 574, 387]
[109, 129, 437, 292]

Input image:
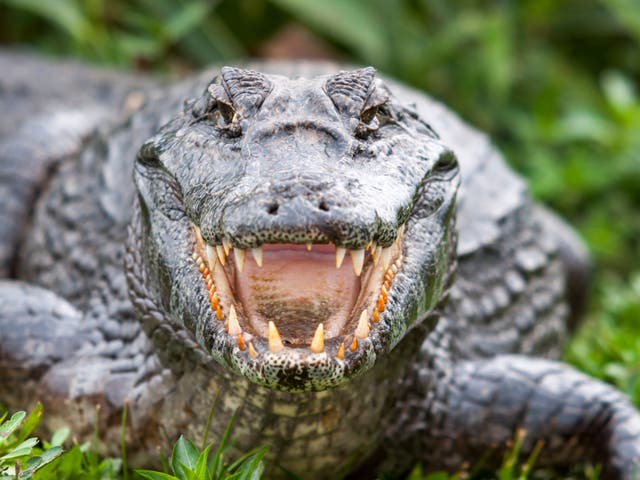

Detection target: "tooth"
[350, 249, 365, 276]
[268, 321, 284, 353]
[306, 242, 312, 251]
[248, 342, 257, 358]
[237, 334, 246, 350]
[336, 342, 345, 360]
[206, 245, 218, 270]
[227, 305, 242, 336]
[349, 337, 358, 352]
[380, 247, 392, 270]
[310, 323, 324, 353]
[234, 248, 246, 272]
[216, 245, 226, 265]
[251, 247, 263, 267]
[398, 224, 405, 237]
[335, 247, 346, 268]
[377, 295, 386, 312]
[375, 245, 382, 263]
[371, 242, 378, 266]
[355, 309, 369, 338]
[194, 225, 203, 242]
[191, 252, 198, 261]
[222, 238, 231, 255]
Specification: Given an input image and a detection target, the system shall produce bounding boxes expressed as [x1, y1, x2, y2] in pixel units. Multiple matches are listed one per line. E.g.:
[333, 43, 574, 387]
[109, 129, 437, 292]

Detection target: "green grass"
[0, 405, 578, 480]
[0, 0, 638, 478]
[0, 405, 268, 480]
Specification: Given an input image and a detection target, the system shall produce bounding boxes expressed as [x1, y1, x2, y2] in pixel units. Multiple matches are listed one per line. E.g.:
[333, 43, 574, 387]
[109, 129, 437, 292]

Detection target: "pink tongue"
[234, 244, 359, 344]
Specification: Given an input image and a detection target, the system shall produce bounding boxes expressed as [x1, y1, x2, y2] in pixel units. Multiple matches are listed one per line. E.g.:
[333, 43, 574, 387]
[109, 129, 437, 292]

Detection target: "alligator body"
[1, 52, 639, 479]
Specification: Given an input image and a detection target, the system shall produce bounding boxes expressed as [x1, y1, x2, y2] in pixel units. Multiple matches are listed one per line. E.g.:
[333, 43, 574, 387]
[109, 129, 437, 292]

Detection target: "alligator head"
[129, 66, 460, 392]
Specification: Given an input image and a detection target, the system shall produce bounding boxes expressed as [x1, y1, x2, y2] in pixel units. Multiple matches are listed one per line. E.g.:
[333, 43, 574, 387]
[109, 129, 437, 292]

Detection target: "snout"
[220, 182, 375, 249]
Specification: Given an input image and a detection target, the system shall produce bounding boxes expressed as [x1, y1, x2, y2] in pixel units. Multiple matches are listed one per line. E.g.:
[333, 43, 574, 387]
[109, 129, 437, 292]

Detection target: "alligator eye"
[217, 100, 236, 125]
[355, 105, 382, 138]
[433, 150, 459, 177]
[359, 105, 378, 125]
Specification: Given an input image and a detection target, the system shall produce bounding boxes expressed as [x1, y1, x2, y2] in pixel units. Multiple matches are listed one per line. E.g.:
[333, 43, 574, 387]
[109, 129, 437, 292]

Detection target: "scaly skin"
[1, 53, 639, 479]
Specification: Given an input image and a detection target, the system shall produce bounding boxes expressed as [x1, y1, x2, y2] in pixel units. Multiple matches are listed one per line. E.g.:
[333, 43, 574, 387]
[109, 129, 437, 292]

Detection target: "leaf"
[21, 447, 63, 475]
[234, 447, 267, 480]
[135, 470, 179, 480]
[17, 404, 43, 443]
[194, 444, 212, 479]
[170, 436, 199, 480]
[0, 411, 26, 439]
[49, 427, 70, 448]
[32, 445, 82, 479]
[208, 412, 236, 477]
[0, 444, 35, 461]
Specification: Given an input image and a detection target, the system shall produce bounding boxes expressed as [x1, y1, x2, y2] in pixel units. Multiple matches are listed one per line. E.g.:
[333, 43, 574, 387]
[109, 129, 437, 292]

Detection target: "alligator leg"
[0, 280, 152, 445]
[376, 355, 640, 479]
[533, 205, 591, 328]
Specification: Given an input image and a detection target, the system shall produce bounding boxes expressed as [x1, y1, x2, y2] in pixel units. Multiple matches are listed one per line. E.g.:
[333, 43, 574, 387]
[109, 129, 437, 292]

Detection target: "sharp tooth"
[268, 321, 284, 353]
[248, 342, 257, 358]
[398, 224, 405, 237]
[335, 246, 346, 268]
[222, 238, 231, 255]
[380, 247, 392, 270]
[206, 245, 218, 270]
[306, 242, 312, 251]
[350, 249, 365, 276]
[216, 245, 226, 265]
[251, 247, 263, 267]
[371, 242, 378, 266]
[194, 225, 203, 243]
[310, 323, 324, 353]
[227, 305, 241, 336]
[349, 337, 358, 352]
[336, 342, 345, 360]
[234, 248, 246, 273]
[355, 309, 369, 338]
[375, 245, 382, 263]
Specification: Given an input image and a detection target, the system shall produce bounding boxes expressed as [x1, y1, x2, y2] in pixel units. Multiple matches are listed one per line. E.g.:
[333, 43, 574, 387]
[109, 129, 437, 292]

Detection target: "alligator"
[1, 51, 639, 479]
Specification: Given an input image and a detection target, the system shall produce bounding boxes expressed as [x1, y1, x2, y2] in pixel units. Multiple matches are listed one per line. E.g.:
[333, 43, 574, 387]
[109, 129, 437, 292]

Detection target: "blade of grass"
[121, 400, 129, 480]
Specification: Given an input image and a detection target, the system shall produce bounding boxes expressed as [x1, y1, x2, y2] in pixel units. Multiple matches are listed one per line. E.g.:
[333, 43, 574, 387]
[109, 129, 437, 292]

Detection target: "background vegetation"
[0, 0, 639, 478]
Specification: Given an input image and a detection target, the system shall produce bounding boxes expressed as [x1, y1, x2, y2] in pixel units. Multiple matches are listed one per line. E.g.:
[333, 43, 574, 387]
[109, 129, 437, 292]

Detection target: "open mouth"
[191, 225, 404, 361]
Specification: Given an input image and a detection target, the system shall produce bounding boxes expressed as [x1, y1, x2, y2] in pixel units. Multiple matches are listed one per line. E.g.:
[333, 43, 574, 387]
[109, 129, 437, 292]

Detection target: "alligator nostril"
[318, 200, 330, 212]
[267, 203, 279, 215]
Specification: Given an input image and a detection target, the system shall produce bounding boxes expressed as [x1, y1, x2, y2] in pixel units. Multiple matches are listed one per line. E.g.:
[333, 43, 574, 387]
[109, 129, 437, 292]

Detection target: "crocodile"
[1, 51, 639, 479]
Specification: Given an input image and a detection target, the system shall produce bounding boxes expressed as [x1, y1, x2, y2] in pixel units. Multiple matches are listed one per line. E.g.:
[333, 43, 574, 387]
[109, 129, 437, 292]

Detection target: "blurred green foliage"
[0, 0, 639, 477]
